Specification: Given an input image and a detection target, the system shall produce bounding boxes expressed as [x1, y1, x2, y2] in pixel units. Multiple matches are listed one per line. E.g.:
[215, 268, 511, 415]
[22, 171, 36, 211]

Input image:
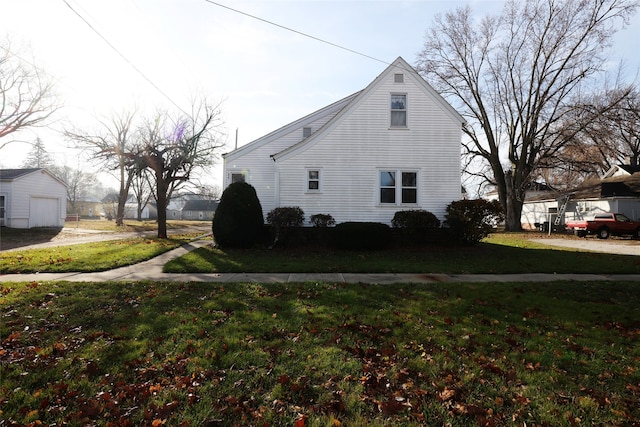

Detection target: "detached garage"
[0, 168, 67, 229]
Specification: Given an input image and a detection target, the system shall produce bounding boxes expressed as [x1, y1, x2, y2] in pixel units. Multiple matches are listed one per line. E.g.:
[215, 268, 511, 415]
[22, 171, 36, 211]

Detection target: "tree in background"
[416, 0, 638, 230]
[21, 137, 53, 169]
[139, 99, 224, 238]
[65, 109, 141, 226]
[0, 36, 59, 149]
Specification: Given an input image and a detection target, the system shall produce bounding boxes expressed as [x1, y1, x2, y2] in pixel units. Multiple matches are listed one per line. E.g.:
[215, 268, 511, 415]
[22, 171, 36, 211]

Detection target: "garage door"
[30, 197, 60, 228]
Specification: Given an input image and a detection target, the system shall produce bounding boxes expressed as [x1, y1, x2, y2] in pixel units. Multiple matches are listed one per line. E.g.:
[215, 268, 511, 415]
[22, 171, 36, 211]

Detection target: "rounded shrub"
[444, 199, 504, 245]
[266, 206, 305, 248]
[391, 209, 440, 229]
[266, 207, 305, 228]
[310, 213, 335, 228]
[213, 182, 264, 248]
[331, 222, 392, 250]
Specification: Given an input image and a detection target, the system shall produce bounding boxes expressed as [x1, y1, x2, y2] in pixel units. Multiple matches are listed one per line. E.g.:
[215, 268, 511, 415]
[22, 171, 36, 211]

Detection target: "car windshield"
[615, 214, 630, 222]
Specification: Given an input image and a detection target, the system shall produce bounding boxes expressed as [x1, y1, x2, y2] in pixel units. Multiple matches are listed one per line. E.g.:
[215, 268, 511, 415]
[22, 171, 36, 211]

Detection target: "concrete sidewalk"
[2, 239, 640, 284]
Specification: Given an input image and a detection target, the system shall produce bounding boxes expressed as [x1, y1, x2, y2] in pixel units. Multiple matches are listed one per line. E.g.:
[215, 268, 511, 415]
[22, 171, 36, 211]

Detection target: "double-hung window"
[390, 94, 407, 127]
[306, 168, 321, 192]
[379, 170, 417, 204]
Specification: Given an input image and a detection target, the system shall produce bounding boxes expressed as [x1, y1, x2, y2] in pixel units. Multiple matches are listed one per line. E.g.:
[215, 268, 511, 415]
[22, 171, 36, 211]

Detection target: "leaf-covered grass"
[164, 233, 640, 274]
[0, 238, 188, 273]
[1, 280, 638, 426]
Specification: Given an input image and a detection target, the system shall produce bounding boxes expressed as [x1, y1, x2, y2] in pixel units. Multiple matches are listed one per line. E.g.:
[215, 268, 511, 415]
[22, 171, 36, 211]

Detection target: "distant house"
[0, 168, 67, 228]
[181, 200, 219, 220]
[222, 57, 464, 225]
[68, 197, 103, 219]
[167, 193, 218, 220]
[101, 194, 157, 220]
[521, 164, 640, 229]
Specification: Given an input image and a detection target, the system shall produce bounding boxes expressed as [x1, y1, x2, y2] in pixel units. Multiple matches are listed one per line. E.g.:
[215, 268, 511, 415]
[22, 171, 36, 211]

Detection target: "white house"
[0, 168, 67, 228]
[222, 57, 464, 225]
[521, 166, 640, 229]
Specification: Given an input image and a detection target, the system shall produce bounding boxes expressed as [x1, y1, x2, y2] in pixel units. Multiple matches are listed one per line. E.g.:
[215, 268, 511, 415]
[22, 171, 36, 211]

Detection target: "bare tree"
[416, 0, 638, 230]
[130, 168, 153, 221]
[50, 164, 97, 214]
[139, 99, 225, 238]
[65, 110, 141, 226]
[0, 37, 59, 149]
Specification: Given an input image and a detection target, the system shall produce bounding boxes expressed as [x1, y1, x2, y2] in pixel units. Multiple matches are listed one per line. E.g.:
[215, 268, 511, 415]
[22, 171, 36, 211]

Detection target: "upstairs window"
[379, 170, 417, 204]
[390, 94, 407, 127]
[303, 127, 312, 138]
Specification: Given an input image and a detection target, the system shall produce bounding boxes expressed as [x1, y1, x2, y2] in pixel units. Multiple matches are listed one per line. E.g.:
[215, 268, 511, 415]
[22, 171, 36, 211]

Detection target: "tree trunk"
[156, 178, 168, 239]
[116, 191, 127, 226]
[503, 172, 524, 231]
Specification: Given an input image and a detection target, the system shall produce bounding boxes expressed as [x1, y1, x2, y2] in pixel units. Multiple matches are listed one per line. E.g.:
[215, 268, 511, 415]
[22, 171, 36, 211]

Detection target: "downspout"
[270, 154, 280, 209]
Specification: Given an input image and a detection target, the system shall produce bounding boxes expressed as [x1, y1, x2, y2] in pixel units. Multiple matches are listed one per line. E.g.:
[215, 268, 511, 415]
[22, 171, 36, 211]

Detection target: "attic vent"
[394, 73, 404, 83]
[303, 127, 312, 138]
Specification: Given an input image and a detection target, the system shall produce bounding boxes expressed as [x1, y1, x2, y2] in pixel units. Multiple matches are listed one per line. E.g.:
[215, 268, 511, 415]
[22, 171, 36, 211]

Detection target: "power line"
[203, 0, 390, 67]
[60, 0, 189, 117]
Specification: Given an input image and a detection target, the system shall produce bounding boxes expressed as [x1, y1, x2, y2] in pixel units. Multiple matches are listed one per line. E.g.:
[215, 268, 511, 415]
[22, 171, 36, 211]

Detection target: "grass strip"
[1, 280, 638, 426]
[164, 234, 640, 274]
[0, 237, 187, 273]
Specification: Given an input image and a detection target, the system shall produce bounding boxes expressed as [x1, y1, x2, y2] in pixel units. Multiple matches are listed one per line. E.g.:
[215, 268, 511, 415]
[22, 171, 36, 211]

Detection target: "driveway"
[529, 236, 640, 256]
[0, 225, 212, 252]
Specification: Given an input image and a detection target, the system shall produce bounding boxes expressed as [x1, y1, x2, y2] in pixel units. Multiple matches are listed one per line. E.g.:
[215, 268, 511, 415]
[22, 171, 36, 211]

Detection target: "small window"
[307, 169, 321, 191]
[390, 94, 407, 127]
[379, 170, 418, 204]
[394, 73, 404, 83]
[231, 172, 246, 183]
[303, 127, 312, 138]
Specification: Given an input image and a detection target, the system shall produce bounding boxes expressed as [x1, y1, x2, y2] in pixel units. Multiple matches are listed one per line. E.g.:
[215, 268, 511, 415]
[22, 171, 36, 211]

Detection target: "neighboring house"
[68, 197, 103, 219]
[521, 165, 640, 229]
[222, 57, 464, 225]
[180, 200, 219, 221]
[101, 194, 157, 220]
[0, 168, 67, 228]
[167, 193, 218, 220]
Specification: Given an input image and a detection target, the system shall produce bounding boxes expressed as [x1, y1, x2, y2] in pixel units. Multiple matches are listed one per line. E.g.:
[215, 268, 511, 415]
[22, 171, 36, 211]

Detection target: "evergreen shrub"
[212, 182, 264, 248]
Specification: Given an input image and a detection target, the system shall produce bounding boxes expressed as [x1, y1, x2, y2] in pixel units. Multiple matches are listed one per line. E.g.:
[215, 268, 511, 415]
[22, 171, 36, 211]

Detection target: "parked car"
[565, 213, 640, 239]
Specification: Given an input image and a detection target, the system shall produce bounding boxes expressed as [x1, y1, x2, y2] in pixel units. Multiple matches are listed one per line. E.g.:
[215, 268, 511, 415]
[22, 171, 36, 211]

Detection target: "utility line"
[60, 0, 189, 117]
[203, 0, 390, 67]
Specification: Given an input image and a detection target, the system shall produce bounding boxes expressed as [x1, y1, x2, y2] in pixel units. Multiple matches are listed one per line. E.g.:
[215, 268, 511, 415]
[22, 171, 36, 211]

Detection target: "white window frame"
[390, 93, 407, 128]
[305, 168, 322, 193]
[378, 169, 419, 205]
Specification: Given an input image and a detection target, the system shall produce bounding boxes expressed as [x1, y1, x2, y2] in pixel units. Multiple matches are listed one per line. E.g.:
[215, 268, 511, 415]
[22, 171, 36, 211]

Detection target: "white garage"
[0, 168, 67, 229]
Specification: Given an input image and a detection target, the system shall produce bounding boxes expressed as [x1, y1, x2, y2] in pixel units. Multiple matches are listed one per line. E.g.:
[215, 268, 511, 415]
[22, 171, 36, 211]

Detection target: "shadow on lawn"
[2, 280, 639, 425]
[0, 226, 63, 251]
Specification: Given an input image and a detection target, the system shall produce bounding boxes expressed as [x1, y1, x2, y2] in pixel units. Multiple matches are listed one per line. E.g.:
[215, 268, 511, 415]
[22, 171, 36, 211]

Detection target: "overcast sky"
[2, 0, 639, 187]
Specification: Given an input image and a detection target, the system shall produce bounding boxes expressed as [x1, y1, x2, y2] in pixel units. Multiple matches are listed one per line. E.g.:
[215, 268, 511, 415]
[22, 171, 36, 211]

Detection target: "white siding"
[223, 97, 353, 216]
[0, 170, 67, 228]
[221, 57, 462, 225]
[277, 68, 461, 224]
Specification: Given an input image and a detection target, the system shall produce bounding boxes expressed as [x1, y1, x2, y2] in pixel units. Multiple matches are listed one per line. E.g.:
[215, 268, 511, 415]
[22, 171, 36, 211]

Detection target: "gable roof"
[182, 199, 219, 211]
[0, 168, 67, 187]
[0, 168, 43, 180]
[222, 91, 361, 161]
[526, 173, 640, 202]
[270, 56, 464, 161]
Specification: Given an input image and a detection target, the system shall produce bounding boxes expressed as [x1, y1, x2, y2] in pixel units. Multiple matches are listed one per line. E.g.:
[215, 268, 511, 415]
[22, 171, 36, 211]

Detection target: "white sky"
[1, 0, 639, 189]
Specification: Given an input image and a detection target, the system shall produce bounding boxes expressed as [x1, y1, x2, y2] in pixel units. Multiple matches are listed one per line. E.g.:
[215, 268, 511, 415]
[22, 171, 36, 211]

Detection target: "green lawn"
[0, 237, 191, 273]
[1, 280, 638, 426]
[164, 234, 640, 274]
